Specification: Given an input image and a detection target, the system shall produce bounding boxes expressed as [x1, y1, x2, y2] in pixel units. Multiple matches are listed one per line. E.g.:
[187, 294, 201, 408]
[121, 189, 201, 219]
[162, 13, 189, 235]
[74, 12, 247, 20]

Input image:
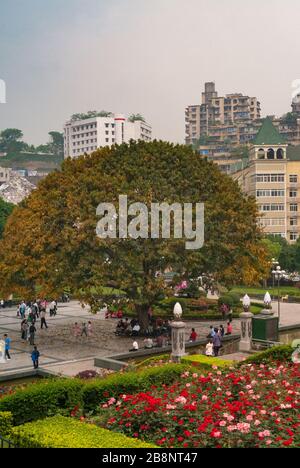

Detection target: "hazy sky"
[1, 0, 300, 145]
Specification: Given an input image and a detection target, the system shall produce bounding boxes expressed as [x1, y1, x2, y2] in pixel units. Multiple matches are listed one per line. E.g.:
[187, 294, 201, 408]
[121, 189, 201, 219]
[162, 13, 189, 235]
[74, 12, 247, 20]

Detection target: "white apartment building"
[64, 113, 152, 159]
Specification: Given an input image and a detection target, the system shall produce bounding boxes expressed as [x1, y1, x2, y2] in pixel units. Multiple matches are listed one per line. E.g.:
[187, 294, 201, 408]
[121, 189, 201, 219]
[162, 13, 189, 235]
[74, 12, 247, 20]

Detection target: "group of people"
[2, 332, 40, 369]
[18, 299, 58, 345]
[205, 322, 233, 357]
[73, 321, 93, 337]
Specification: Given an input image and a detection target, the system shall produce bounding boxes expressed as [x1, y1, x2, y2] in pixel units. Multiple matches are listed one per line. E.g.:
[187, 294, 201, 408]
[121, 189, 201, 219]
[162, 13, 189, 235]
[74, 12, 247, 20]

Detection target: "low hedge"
[82, 364, 187, 413]
[0, 411, 13, 436]
[181, 355, 234, 369]
[238, 345, 294, 367]
[10, 415, 156, 448]
[0, 379, 84, 426]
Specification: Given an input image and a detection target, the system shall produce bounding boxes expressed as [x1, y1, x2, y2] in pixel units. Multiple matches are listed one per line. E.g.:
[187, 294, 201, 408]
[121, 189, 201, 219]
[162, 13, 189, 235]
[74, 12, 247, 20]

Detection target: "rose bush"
[90, 363, 300, 448]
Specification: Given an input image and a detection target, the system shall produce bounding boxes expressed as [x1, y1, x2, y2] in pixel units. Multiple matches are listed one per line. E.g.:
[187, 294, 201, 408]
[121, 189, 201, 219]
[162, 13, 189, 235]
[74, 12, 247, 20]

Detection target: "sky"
[1, 0, 300, 145]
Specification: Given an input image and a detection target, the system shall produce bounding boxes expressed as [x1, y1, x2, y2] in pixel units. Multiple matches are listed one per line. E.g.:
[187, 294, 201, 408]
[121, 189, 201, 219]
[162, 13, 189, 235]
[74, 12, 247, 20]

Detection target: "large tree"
[0, 128, 24, 154]
[0, 141, 268, 326]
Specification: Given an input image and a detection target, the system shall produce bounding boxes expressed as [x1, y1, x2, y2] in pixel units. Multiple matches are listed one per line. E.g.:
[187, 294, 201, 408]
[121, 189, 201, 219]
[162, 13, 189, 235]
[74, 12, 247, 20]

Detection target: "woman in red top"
[189, 328, 197, 342]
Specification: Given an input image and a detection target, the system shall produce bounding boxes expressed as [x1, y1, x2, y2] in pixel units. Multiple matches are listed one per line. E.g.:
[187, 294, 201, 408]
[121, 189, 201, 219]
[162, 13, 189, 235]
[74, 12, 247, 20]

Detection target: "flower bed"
[94, 363, 300, 448]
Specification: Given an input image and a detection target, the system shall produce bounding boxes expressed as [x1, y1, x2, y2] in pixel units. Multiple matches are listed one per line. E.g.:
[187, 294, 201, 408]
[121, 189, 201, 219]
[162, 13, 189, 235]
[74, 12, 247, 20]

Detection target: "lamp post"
[271, 265, 285, 326]
[239, 294, 253, 352]
[171, 302, 186, 362]
[271, 258, 279, 300]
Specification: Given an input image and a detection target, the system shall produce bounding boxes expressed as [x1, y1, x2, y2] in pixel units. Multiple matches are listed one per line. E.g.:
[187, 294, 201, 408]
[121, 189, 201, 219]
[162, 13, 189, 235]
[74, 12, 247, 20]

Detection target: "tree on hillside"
[0, 141, 269, 327]
[48, 132, 64, 157]
[0, 128, 25, 154]
[0, 198, 14, 238]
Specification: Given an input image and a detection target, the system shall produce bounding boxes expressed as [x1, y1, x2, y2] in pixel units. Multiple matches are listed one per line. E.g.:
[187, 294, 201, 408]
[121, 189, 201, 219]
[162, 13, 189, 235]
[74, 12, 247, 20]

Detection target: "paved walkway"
[0, 300, 299, 377]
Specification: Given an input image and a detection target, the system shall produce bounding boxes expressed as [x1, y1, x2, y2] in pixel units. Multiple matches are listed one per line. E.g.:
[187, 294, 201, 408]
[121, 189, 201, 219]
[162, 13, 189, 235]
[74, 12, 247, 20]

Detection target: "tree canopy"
[0, 141, 268, 323]
[0, 198, 14, 238]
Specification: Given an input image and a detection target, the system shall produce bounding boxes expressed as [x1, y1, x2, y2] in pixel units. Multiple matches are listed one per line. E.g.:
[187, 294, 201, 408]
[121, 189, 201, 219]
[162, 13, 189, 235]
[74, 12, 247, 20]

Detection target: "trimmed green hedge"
[10, 416, 156, 448]
[0, 379, 84, 426]
[238, 345, 294, 367]
[0, 411, 13, 436]
[82, 364, 187, 413]
[182, 355, 234, 369]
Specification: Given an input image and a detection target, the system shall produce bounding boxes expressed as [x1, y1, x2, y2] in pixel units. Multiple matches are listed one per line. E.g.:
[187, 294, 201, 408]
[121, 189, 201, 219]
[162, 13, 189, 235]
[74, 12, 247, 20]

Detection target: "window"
[290, 204, 298, 212]
[290, 190, 297, 198]
[290, 232, 298, 241]
[267, 148, 275, 160]
[105, 131, 109, 135]
[256, 190, 284, 197]
[290, 218, 298, 226]
[290, 175, 298, 183]
[105, 138, 109, 143]
[256, 174, 285, 183]
[259, 204, 284, 211]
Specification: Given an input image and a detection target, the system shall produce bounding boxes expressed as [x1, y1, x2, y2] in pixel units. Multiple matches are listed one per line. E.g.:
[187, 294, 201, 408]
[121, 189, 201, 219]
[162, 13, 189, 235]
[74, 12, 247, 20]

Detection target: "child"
[87, 321, 93, 337]
[205, 340, 213, 357]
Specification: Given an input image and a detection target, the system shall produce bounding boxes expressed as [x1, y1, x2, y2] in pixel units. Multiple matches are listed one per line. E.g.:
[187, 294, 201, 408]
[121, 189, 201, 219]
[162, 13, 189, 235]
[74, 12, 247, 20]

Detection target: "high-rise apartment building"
[64, 113, 152, 159]
[185, 82, 261, 146]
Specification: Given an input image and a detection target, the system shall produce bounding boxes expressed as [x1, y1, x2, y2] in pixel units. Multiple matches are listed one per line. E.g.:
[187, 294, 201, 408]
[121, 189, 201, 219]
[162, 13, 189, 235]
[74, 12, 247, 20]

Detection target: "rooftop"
[253, 117, 287, 146]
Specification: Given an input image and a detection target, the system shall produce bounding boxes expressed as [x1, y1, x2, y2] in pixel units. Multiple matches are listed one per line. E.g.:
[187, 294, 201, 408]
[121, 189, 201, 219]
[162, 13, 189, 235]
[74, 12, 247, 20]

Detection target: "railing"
[0, 435, 16, 448]
[252, 339, 281, 349]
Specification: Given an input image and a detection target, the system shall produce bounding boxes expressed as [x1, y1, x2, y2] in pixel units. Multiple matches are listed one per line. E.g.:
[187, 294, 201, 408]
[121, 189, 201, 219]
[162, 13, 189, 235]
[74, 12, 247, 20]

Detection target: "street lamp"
[271, 258, 279, 300]
[272, 265, 285, 326]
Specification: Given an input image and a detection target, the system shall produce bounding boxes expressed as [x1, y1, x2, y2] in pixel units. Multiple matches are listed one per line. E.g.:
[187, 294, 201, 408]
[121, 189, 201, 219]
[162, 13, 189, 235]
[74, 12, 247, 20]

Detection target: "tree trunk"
[136, 304, 149, 333]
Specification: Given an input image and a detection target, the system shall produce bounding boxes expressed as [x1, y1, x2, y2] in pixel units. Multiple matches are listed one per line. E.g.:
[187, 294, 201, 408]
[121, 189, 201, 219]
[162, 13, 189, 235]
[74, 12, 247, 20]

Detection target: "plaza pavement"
[0, 300, 299, 378]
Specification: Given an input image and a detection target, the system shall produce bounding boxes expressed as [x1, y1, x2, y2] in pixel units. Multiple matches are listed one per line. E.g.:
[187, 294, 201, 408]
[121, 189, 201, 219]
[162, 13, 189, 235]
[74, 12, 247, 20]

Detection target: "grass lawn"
[230, 285, 300, 297]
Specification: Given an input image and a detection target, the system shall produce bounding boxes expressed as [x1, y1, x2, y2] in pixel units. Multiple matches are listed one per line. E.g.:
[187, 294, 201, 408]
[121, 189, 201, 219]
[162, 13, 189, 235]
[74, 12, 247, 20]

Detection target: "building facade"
[64, 113, 152, 159]
[185, 82, 261, 146]
[0, 167, 11, 185]
[232, 118, 300, 243]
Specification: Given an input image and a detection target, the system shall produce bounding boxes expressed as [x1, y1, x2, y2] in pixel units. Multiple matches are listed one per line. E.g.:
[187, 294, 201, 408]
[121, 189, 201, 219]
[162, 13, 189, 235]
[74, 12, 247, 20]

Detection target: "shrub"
[218, 293, 240, 308]
[182, 355, 234, 369]
[82, 364, 187, 413]
[10, 415, 156, 448]
[0, 379, 84, 426]
[238, 345, 294, 367]
[0, 411, 13, 436]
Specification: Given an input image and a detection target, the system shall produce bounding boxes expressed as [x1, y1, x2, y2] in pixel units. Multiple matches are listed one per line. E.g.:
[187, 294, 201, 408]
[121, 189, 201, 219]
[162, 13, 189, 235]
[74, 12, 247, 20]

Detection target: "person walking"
[212, 329, 222, 357]
[73, 322, 81, 337]
[219, 325, 225, 337]
[81, 323, 88, 337]
[49, 300, 57, 317]
[21, 319, 28, 341]
[29, 323, 36, 345]
[3, 334, 11, 360]
[19, 301, 26, 319]
[87, 321, 93, 337]
[40, 309, 48, 329]
[31, 346, 40, 369]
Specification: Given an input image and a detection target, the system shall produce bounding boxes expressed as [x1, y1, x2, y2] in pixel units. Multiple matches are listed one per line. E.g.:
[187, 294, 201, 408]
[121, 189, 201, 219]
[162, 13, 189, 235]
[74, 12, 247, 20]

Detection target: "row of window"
[257, 190, 285, 197]
[257, 190, 298, 198]
[256, 174, 299, 183]
[268, 232, 299, 241]
[72, 132, 97, 139]
[259, 218, 298, 227]
[259, 204, 298, 212]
